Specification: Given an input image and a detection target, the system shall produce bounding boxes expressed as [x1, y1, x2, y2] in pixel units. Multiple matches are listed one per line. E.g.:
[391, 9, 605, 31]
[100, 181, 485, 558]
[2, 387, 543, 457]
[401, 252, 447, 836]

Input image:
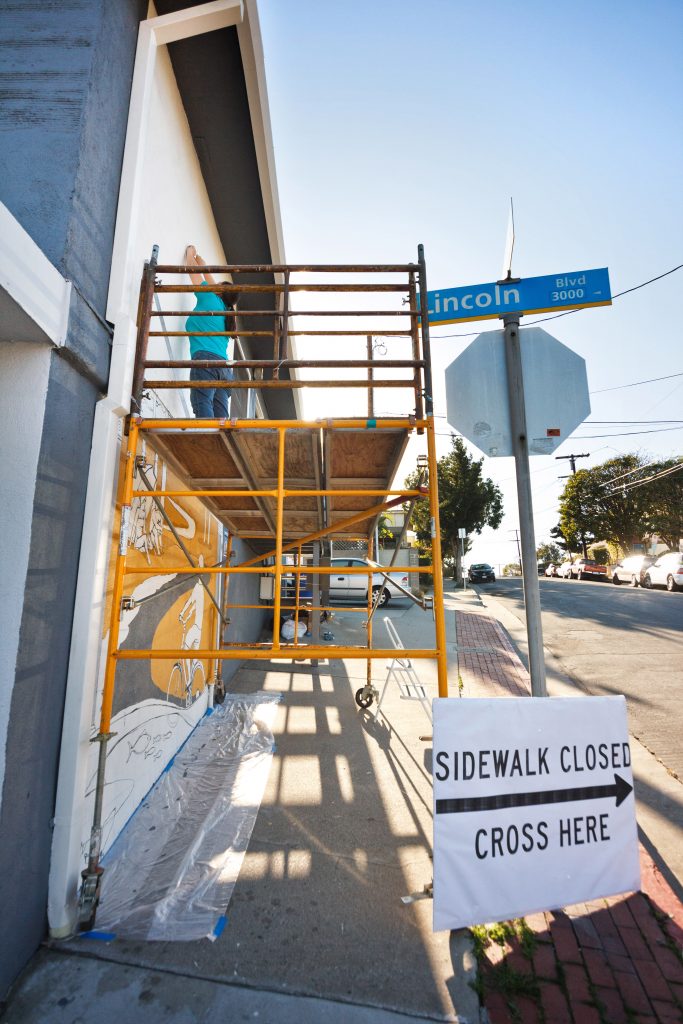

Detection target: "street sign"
[444, 326, 590, 457]
[423, 267, 611, 326]
[433, 696, 640, 932]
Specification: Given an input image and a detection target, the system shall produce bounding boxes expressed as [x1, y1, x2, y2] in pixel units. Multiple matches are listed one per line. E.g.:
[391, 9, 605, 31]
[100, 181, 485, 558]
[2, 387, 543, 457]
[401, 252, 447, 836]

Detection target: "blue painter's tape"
[366, 419, 377, 428]
[213, 915, 227, 938]
[79, 930, 116, 941]
[205, 707, 214, 716]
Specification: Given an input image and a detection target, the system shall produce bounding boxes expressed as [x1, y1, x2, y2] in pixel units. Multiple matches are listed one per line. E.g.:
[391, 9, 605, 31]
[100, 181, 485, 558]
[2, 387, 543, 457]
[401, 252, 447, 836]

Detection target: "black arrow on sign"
[435, 773, 633, 815]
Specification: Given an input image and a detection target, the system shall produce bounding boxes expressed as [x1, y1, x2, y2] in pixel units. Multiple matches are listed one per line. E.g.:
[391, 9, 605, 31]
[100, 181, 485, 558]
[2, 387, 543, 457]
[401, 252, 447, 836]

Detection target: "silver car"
[611, 554, 654, 587]
[329, 558, 409, 607]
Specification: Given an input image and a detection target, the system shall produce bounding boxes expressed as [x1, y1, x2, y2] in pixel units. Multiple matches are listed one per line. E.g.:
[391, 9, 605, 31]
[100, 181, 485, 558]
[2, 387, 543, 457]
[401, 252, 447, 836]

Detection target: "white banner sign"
[433, 696, 640, 931]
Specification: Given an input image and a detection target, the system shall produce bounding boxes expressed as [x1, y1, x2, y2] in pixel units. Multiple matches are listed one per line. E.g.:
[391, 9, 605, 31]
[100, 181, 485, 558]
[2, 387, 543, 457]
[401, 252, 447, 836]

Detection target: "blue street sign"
[423, 267, 611, 326]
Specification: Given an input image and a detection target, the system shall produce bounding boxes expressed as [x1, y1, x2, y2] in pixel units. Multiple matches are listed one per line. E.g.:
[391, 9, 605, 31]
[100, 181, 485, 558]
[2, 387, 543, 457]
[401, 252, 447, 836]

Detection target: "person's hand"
[184, 244, 197, 263]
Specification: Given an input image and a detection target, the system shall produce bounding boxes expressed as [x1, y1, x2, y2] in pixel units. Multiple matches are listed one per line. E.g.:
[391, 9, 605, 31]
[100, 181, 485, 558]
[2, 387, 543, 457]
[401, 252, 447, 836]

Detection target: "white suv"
[640, 552, 683, 592]
[329, 558, 410, 606]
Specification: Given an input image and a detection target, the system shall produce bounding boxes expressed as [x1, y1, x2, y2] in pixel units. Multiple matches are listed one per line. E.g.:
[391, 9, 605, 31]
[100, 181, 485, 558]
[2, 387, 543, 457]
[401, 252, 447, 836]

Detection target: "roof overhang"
[0, 201, 71, 347]
[152, 0, 297, 419]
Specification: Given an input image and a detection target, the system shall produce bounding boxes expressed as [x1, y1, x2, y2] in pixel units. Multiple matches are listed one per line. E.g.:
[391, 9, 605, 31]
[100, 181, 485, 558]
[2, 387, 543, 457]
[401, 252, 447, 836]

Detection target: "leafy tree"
[558, 455, 653, 554]
[558, 454, 683, 555]
[536, 542, 563, 565]
[644, 459, 683, 551]
[377, 514, 395, 547]
[405, 436, 503, 583]
[550, 523, 584, 556]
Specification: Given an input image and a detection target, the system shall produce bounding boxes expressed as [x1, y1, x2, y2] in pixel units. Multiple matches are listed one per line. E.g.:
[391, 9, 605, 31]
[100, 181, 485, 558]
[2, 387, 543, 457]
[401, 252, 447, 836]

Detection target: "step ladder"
[375, 617, 432, 723]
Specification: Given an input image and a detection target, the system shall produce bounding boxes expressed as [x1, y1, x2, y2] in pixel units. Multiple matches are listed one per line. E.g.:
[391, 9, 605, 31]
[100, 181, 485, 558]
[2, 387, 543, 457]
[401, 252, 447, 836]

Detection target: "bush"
[503, 563, 522, 577]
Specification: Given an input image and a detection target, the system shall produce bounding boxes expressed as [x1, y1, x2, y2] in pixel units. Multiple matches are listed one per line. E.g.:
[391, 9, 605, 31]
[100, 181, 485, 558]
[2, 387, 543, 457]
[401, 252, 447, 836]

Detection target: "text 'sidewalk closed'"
[432, 696, 640, 931]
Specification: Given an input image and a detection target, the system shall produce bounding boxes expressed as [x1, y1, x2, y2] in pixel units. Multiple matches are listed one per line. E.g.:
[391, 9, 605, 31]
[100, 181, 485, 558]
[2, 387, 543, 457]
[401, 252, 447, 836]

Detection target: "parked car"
[468, 563, 496, 583]
[557, 560, 574, 578]
[545, 563, 559, 577]
[329, 558, 409, 606]
[640, 552, 683, 592]
[569, 558, 608, 581]
[611, 554, 654, 587]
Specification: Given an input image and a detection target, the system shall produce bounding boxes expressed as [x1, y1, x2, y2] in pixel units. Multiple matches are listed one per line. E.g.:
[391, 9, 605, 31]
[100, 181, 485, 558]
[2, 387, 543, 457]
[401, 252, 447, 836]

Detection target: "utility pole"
[503, 314, 546, 697]
[556, 453, 590, 558]
[556, 453, 589, 476]
[510, 528, 522, 572]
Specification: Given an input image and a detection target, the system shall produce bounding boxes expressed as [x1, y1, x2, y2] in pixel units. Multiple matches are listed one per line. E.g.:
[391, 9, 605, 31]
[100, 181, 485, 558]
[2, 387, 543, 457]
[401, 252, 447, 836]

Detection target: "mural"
[85, 440, 224, 857]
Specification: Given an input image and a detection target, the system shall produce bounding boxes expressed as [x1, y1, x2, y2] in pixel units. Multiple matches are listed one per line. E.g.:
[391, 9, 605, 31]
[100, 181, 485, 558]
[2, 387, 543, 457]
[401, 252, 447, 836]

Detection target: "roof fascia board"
[237, 1, 302, 417]
[0, 201, 71, 346]
[237, 0, 285, 265]
[152, 0, 243, 46]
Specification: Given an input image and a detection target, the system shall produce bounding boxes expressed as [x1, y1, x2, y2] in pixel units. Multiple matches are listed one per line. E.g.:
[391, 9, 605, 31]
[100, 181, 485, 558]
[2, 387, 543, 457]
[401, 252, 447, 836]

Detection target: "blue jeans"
[190, 351, 232, 418]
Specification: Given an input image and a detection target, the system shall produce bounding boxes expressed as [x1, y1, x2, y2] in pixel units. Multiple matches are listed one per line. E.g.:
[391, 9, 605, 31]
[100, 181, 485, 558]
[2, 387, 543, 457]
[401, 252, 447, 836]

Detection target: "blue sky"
[259, 0, 683, 567]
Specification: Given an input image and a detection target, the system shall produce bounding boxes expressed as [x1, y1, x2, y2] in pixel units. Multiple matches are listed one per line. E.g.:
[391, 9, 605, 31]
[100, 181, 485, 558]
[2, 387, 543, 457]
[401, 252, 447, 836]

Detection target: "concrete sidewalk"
[2, 595, 477, 1023]
[2, 590, 682, 1023]
[454, 604, 683, 1023]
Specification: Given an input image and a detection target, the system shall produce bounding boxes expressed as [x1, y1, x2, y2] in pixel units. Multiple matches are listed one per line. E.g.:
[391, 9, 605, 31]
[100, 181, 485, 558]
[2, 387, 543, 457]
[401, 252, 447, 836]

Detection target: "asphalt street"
[480, 576, 683, 782]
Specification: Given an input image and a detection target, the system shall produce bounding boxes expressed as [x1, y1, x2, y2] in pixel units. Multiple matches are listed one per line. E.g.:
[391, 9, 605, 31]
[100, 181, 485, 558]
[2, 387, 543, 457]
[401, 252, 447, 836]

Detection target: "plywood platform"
[149, 424, 411, 552]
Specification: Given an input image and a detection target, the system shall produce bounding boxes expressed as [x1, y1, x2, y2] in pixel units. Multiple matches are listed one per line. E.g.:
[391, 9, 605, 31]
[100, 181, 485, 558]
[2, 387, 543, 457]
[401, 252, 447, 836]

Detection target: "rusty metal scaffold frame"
[81, 246, 447, 927]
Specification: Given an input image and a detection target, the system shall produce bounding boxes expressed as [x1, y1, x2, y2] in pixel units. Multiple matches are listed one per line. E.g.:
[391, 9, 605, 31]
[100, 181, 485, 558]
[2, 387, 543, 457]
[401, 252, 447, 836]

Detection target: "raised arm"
[184, 244, 217, 287]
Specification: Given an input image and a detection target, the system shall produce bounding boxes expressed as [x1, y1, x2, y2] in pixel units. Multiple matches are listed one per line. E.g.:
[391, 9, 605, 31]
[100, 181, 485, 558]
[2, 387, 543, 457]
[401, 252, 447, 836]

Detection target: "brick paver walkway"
[454, 610, 683, 1024]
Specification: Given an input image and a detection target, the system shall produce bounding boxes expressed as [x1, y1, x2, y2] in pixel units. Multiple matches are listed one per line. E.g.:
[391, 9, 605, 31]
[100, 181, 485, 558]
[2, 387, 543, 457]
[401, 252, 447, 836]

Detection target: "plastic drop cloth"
[95, 692, 280, 941]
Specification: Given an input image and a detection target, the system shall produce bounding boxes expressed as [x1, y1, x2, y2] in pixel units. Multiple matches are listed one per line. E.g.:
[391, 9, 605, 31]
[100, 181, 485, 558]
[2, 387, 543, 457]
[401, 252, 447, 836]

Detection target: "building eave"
[0, 202, 71, 347]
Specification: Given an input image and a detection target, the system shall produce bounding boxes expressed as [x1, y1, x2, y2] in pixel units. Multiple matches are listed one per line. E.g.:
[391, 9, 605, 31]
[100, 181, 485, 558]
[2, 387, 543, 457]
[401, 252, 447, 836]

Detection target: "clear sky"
[258, 0, 683, 568]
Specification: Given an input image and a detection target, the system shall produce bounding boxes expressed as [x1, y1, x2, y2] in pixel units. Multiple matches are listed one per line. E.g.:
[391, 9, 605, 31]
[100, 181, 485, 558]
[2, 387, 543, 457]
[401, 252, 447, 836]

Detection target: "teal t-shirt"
[185, 280, 231, 359]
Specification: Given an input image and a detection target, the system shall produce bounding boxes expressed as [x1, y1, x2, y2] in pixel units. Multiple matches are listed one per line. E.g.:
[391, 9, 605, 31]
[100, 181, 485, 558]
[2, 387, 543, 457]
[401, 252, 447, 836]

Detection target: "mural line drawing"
[130, 450, 165, 563]
[82, 706, 191, 861]
[129, 449, 197, 565]
[126, 728, 174, 764]
[167, 557, 206, 707]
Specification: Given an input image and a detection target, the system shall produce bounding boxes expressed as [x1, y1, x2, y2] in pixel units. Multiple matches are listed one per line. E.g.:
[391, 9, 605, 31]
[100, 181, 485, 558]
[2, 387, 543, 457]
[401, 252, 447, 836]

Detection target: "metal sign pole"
[502, 314, 547, 697]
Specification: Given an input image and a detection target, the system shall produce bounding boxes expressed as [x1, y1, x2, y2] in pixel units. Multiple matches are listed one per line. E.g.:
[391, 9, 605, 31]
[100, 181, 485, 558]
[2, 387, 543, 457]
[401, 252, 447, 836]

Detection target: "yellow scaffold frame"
[100, 416, 447, 737]
[80, 247, 448, 927]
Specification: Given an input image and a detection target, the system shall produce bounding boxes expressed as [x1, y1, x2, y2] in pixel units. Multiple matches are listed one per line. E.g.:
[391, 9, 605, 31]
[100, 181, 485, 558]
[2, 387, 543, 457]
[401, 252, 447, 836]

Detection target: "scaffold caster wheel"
[355, 688, 374, 709]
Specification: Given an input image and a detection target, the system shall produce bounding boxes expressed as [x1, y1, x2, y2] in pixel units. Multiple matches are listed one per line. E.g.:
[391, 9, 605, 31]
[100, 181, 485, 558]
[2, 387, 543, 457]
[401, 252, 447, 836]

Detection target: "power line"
[591, 371, 683, 394]
[603, 460, 663, 486]
[605, 461, 683, 495]
[574, 424, 683, 439]
[429, 263, 683, 340]
[584, 419, 683, 424]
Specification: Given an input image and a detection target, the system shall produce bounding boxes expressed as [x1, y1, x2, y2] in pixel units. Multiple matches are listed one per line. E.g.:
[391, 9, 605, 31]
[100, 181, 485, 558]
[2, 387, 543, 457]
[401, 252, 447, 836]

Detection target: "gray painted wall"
[222, 535, 269, 688]
[0, 0, 145, 999]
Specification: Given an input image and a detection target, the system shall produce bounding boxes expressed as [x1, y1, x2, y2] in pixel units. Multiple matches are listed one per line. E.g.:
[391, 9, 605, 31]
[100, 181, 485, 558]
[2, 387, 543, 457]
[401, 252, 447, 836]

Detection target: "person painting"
[184, 244, 237, 418]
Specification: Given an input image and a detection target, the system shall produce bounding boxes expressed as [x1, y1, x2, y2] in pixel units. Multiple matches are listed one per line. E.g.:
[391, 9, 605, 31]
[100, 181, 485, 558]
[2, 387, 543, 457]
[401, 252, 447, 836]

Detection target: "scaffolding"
[80, 246, 448, 926]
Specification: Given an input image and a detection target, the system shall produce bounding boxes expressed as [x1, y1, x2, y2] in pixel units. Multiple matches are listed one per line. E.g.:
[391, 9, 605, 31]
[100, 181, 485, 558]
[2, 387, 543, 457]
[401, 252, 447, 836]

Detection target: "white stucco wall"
[0, 342, 51, 802]
[85, 40, 233, 820]
[136, 40, 231, 419]
[49, 32, 237, 936]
